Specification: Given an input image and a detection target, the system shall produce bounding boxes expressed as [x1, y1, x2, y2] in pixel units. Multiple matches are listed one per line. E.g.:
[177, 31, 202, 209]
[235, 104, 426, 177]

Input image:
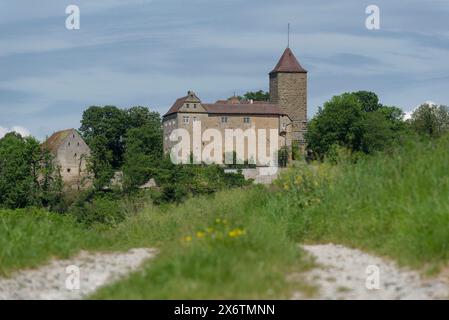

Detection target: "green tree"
[0, 132, 62, 209]
[80, 105, 162, 190]
[306, 92, 405, 159]
[39, 147, 64, 208]
[79, 106, 127, 168]
[410, 103, 449, 138]
[126, 106, 160, 129]
[122, 119, 163, 191]
[86, 135, 114, 191]
[353, 90, 381, 112]
[306, 93, 364, 157]
[242, 90, 270, 101]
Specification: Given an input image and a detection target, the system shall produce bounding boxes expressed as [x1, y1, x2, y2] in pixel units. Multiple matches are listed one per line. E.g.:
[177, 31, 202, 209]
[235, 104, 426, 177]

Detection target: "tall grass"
[92, 187, 314, 299]
[0, 208, 103, 276]
[282, 135, 449, 269]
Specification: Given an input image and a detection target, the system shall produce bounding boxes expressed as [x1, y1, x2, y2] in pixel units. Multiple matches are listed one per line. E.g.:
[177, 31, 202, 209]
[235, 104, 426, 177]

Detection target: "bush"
[68, 190, 125, 226]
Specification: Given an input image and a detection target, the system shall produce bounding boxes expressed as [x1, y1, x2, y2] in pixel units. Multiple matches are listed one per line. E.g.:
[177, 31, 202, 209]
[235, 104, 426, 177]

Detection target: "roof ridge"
[270, 47, 307, 74]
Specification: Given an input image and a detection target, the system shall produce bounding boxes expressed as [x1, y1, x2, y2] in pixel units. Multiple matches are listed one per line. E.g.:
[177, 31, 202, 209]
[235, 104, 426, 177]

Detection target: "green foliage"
[241, 90, 270, 101]
[68, 191, 125, 226]
[410, 103, 449, 138]
[0, 208, 100, 276]
[278, 135, 449, 269]
[306, 91, 405, 159]
[91, 187, 313, 299]
[87, 135, 114, 191]
[352, 90, 381, 112]
[0, 132, 62, 209]
[278, 146, 289, 167]
[291, 141, 301, 160]
[80, 106, 128, 168]
[80, 105, 162, 190]
[122, 120, 163, 191]
[151, 157, 250, 204]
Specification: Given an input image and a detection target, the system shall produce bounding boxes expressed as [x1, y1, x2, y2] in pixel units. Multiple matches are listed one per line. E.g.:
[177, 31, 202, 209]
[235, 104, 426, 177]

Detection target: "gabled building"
[42, 129, 91, 188]
[162, 47, 307, 163]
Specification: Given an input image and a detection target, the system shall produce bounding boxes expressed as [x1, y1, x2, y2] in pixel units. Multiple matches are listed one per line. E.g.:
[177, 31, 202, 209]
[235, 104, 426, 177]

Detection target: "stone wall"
[163, 113, 292, 165]
[269, 72, 307, 143]
[55, 131, 91, 188]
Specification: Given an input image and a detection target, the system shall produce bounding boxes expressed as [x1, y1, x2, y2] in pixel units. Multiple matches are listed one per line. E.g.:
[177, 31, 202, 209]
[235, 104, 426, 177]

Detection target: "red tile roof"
[164, 95, 188, 117]
[164, 94, 287, 117]
[202, 102, 286, 116]
[270, 47, 307, 74]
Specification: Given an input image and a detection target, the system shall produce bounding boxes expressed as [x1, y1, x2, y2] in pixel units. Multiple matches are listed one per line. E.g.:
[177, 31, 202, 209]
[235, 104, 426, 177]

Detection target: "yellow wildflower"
[196, 231, 206, 238]
[228, 230, 238, 238]
[183, 236, 192, 242]
[228, 228, 246, 238]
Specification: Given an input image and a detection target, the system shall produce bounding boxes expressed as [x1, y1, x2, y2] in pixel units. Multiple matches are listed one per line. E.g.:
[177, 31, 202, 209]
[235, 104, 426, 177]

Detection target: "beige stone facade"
[42, 129, 91, 189]
[163, 47, 307, 163]
[163, 104, 291, 164]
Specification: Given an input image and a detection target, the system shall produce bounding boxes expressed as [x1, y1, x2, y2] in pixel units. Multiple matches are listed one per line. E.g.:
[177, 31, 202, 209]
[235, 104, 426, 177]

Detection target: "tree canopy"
[238, 90, 270, 102]
[306, 91, 405, 158]
[0, 132, 62, 209]
[79, 105, 162, 190]
[410, 103, 449, 138]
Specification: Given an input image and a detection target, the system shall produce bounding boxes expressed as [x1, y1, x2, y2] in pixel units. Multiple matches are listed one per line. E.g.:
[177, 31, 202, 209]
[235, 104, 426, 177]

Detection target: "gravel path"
[293, 244, 449, 300]
[0, 248, 156, 300]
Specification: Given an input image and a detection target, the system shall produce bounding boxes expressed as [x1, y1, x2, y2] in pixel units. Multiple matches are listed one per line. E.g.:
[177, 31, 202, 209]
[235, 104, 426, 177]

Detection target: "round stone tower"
[269, 47, 307, 146]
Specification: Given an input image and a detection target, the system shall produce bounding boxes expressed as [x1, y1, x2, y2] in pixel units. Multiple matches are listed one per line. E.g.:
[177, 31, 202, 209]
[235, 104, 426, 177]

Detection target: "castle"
[162, 47, 308, 163]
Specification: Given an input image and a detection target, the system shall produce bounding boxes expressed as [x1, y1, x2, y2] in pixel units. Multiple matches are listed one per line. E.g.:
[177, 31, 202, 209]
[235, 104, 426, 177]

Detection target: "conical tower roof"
[270, 47, 307, 74]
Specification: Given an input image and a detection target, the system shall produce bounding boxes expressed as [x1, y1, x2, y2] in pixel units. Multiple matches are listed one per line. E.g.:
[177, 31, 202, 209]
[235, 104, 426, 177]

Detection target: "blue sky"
[1, 0, 448, 140]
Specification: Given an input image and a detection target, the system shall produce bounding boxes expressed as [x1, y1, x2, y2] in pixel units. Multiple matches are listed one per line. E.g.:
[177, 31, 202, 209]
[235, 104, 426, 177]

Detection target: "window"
[221, 116, 228, 123]
[74, 153, 77, 157]
[67, 168, 71, 173]
[186, 103, 190, 108]
[77, 142, 80, 146]
[68, 142, 70, 146]
[243, 117, 250, 123]
[183, 116, 189, 124]
[193, 116, 198, 122]
[193, 104, 197, 109]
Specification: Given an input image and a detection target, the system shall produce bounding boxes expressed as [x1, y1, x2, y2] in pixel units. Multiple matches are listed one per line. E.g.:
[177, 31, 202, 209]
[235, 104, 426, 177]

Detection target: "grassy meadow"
[1, 135, 449, 297]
